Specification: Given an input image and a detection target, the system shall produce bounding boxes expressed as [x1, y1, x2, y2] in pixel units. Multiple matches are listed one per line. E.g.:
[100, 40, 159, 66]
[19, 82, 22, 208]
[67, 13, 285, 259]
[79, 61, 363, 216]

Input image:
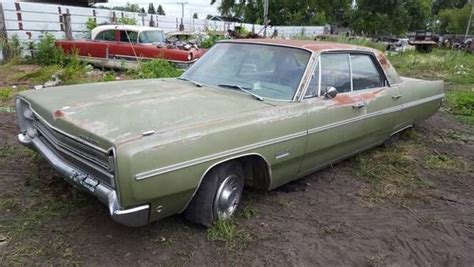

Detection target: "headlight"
[23, 108, 34, 120]
[187, 53, 193, 61]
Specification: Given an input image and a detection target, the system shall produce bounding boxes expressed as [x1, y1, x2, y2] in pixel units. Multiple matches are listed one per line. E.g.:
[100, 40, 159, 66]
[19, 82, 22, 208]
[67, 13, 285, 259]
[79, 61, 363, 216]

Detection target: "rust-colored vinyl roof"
[223, 38, 376, 53]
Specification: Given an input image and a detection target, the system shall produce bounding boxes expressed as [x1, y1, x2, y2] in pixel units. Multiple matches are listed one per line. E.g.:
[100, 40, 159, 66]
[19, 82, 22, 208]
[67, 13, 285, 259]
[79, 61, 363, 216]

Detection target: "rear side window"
[95, 30, 116, 41]
[320, 54, 351, 93]
[119, 31, 138, 43]
[351, 54, 385, 90]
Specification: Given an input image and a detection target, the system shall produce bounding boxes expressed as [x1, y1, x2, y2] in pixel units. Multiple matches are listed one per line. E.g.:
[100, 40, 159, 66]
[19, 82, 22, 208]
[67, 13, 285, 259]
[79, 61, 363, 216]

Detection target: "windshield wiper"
[218, 84, 264, 101]
[178, 77, 202, 87]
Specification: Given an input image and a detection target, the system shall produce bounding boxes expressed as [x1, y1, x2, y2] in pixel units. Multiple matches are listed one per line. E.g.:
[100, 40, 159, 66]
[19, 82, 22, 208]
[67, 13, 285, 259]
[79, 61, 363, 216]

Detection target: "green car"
[16, 39, 444, 227]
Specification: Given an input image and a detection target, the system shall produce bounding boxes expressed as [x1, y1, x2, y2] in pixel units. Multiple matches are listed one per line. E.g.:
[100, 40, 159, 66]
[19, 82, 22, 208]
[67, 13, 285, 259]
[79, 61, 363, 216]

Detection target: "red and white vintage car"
[56, 25, 206, 68]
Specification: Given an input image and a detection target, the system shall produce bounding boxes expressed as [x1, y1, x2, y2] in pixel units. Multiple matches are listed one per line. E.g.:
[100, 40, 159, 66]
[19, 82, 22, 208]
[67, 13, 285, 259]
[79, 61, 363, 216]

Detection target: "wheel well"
[233, 155, 272, 191]
[204, 155, 271, 191]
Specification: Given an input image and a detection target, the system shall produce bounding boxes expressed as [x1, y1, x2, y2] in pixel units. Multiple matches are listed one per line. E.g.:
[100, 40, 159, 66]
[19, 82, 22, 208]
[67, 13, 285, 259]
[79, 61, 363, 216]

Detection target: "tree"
[157, 4, 166, 15]
[140, 7, 146, 13]
[210, 0, 351, 26]
[433, 0, 469, 14]
[351, 0, 433, 36]
[112, 2, 141, 12]
[438, 3, 474, 34]
[193, 13, 199, 19]
[148, 3, 156, 14]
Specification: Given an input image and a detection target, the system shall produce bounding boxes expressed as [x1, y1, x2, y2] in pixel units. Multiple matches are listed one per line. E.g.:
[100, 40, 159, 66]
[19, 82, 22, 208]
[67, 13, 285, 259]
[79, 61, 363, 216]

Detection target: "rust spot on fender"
[53, 109, 65, 119]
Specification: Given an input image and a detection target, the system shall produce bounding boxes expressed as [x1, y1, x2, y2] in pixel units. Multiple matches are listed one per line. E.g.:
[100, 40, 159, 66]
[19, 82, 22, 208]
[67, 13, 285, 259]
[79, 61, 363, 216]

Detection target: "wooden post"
[63, 9, 73, 40]
[0, 2, 7, 61]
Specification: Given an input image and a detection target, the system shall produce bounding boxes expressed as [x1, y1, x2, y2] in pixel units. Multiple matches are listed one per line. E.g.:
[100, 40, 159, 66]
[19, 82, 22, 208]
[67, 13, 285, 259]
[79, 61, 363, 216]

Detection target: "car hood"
[21, 79, 273, 149]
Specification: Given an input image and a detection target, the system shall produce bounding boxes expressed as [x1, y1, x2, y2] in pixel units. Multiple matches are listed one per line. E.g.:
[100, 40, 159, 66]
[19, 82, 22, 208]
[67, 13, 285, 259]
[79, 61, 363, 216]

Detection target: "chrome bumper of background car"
[18, 133, 149, 227]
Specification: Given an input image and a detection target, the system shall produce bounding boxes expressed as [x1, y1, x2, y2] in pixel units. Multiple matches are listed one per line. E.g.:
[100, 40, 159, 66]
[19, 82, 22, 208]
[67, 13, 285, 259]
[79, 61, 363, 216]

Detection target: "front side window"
[351, 54, 384, 90]
[95, 30, 115, 41]
[181, 43, 311, 101]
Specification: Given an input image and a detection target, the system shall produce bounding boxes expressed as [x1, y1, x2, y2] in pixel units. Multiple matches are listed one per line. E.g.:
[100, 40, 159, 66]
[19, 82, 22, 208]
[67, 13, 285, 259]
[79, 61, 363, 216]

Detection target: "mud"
[1, 111, 473, 266]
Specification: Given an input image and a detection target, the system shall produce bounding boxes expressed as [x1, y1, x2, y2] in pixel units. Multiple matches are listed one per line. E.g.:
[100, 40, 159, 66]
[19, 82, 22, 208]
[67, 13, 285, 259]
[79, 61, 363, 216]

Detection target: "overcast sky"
[100, 0, 219, 19]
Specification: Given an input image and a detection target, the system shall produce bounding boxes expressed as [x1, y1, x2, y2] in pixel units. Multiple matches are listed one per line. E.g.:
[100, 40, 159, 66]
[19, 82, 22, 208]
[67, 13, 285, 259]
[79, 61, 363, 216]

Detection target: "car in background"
[56, 25, 206, 69]
[17, 39, 444, 227]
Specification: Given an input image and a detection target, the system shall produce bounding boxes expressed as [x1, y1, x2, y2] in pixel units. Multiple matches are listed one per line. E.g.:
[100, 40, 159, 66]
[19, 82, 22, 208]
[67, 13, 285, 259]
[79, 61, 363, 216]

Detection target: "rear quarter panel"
[398, 77, 444, 126]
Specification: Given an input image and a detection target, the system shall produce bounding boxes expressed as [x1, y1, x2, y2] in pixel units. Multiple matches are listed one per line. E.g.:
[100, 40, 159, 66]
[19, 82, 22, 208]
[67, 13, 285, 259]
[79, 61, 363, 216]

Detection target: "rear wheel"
[184, 161, 244, 227]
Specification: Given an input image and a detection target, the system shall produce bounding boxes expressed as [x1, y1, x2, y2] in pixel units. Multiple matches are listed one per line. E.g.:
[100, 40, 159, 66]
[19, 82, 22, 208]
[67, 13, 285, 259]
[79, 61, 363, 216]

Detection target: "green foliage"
[445, 90, 474, 124]
[212, 0, 351, 26]
[387, 49, 474, 84]
[118, 16, 138, 25]
[111, 2, 140, 12]
[351, 0, 432, 35]
[102, 71, 116, 82]
[201, 33, 225, 49]
[4, 34, 22, 62]
[133, 59, 183, 79]
[0, 87, 13, 101]
[433, 0, 469, 14]
[438, 3, 473, 34]
[312, 35, 387, 51]
[207, 219, 251, 248]
[35, 33, 64, 66]
[85, 17, 97, 32]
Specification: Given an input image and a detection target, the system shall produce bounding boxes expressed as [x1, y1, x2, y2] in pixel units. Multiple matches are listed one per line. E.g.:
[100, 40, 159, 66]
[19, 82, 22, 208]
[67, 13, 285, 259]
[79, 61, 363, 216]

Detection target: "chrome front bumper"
[18, 133, 150, 227]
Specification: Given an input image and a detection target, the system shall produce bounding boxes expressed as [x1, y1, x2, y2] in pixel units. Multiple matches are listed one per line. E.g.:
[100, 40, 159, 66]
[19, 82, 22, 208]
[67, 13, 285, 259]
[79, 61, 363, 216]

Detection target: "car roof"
[91, 25, 164, 40]
[221, 38, 377, 53]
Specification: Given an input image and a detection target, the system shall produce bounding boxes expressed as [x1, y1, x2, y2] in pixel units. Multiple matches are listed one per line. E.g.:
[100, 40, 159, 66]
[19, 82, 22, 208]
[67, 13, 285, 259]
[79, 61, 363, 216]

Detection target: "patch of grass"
[13, 65, 61, 84]
[102, 71, 116, 82]
[445, 89, 474, 125]
[239, 206, 257, 219]
[353, 144, 429, 205]
[207, 220, 251, 249]
[387, 49, 474, 85]
[132, 59, 183, 79]
[424, 154, 468, 172]
[0, 87, 13, 101]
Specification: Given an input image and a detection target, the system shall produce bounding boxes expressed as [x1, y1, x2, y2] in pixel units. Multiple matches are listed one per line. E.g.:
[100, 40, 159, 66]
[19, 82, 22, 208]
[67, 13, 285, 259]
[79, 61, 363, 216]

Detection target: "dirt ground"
[1, 108, 473, 265]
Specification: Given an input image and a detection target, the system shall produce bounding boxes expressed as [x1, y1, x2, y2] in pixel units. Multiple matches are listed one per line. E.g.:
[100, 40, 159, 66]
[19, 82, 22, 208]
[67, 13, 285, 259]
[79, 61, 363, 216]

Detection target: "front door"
[299, 52, 401, 175]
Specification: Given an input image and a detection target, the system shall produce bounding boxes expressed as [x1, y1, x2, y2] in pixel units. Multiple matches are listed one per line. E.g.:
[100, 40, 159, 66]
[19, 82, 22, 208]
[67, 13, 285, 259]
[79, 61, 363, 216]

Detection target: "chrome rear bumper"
[18, 133, 149, 227]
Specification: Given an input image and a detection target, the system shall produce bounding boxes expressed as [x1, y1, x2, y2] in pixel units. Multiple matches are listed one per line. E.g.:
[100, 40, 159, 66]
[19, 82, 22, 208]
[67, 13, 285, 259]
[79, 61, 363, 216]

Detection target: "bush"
[35, 33, 64, 66]
[4, 34, 22, 62]
[118, 17, 137, 25]
[201, 33, 225, 49]
[133, 60, 183, 79]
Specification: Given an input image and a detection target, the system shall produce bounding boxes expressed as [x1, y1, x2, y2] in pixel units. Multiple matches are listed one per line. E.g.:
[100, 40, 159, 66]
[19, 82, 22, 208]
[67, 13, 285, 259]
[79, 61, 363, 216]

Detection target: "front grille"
[32, 117, 115, 187]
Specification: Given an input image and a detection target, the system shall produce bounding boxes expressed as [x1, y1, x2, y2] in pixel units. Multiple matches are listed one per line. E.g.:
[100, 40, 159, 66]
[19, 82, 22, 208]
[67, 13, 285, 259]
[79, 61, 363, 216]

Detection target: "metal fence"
[0, 0, 327, 60]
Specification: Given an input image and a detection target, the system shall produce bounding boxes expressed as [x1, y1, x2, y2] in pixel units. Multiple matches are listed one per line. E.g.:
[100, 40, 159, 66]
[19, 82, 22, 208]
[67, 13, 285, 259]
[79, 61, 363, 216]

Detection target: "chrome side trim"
[135, 92, 444, 181]
[18, 133, 149, 227]
[135, 131, 306, 180]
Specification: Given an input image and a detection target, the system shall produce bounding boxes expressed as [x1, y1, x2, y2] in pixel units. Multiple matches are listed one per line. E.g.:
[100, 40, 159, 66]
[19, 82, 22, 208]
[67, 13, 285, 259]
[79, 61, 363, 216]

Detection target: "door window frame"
[303, 51, 391, 99]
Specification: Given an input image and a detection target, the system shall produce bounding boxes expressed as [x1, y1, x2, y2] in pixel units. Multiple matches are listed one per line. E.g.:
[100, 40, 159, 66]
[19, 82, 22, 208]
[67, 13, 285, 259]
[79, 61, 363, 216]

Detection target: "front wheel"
[184, 161, 244, 227]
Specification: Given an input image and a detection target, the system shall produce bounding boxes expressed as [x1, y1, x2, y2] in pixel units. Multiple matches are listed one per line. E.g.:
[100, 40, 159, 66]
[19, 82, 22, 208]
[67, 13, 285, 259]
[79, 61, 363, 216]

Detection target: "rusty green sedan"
[16, 39, 444, 227]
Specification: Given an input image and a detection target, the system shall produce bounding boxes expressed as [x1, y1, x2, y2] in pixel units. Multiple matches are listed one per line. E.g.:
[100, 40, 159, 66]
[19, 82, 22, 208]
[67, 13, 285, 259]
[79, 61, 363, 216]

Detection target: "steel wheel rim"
[214, 174, 243, 219]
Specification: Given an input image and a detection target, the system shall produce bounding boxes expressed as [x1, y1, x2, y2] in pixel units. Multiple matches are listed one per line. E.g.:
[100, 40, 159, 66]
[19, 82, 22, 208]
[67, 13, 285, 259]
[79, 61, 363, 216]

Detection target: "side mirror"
[323, 86, 338, 99]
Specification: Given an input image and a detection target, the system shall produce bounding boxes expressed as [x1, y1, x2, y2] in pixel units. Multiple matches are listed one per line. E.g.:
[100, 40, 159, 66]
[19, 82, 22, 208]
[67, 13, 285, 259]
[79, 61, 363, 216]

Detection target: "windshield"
[181, 43, 311, 101]
[139, 30, 166, 43]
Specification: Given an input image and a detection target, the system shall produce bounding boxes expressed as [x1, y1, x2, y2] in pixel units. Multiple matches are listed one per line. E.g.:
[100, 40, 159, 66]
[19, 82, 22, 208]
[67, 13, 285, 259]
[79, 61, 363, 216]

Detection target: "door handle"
[352, 102, 365, 109]
[392, 95, 402, 100]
